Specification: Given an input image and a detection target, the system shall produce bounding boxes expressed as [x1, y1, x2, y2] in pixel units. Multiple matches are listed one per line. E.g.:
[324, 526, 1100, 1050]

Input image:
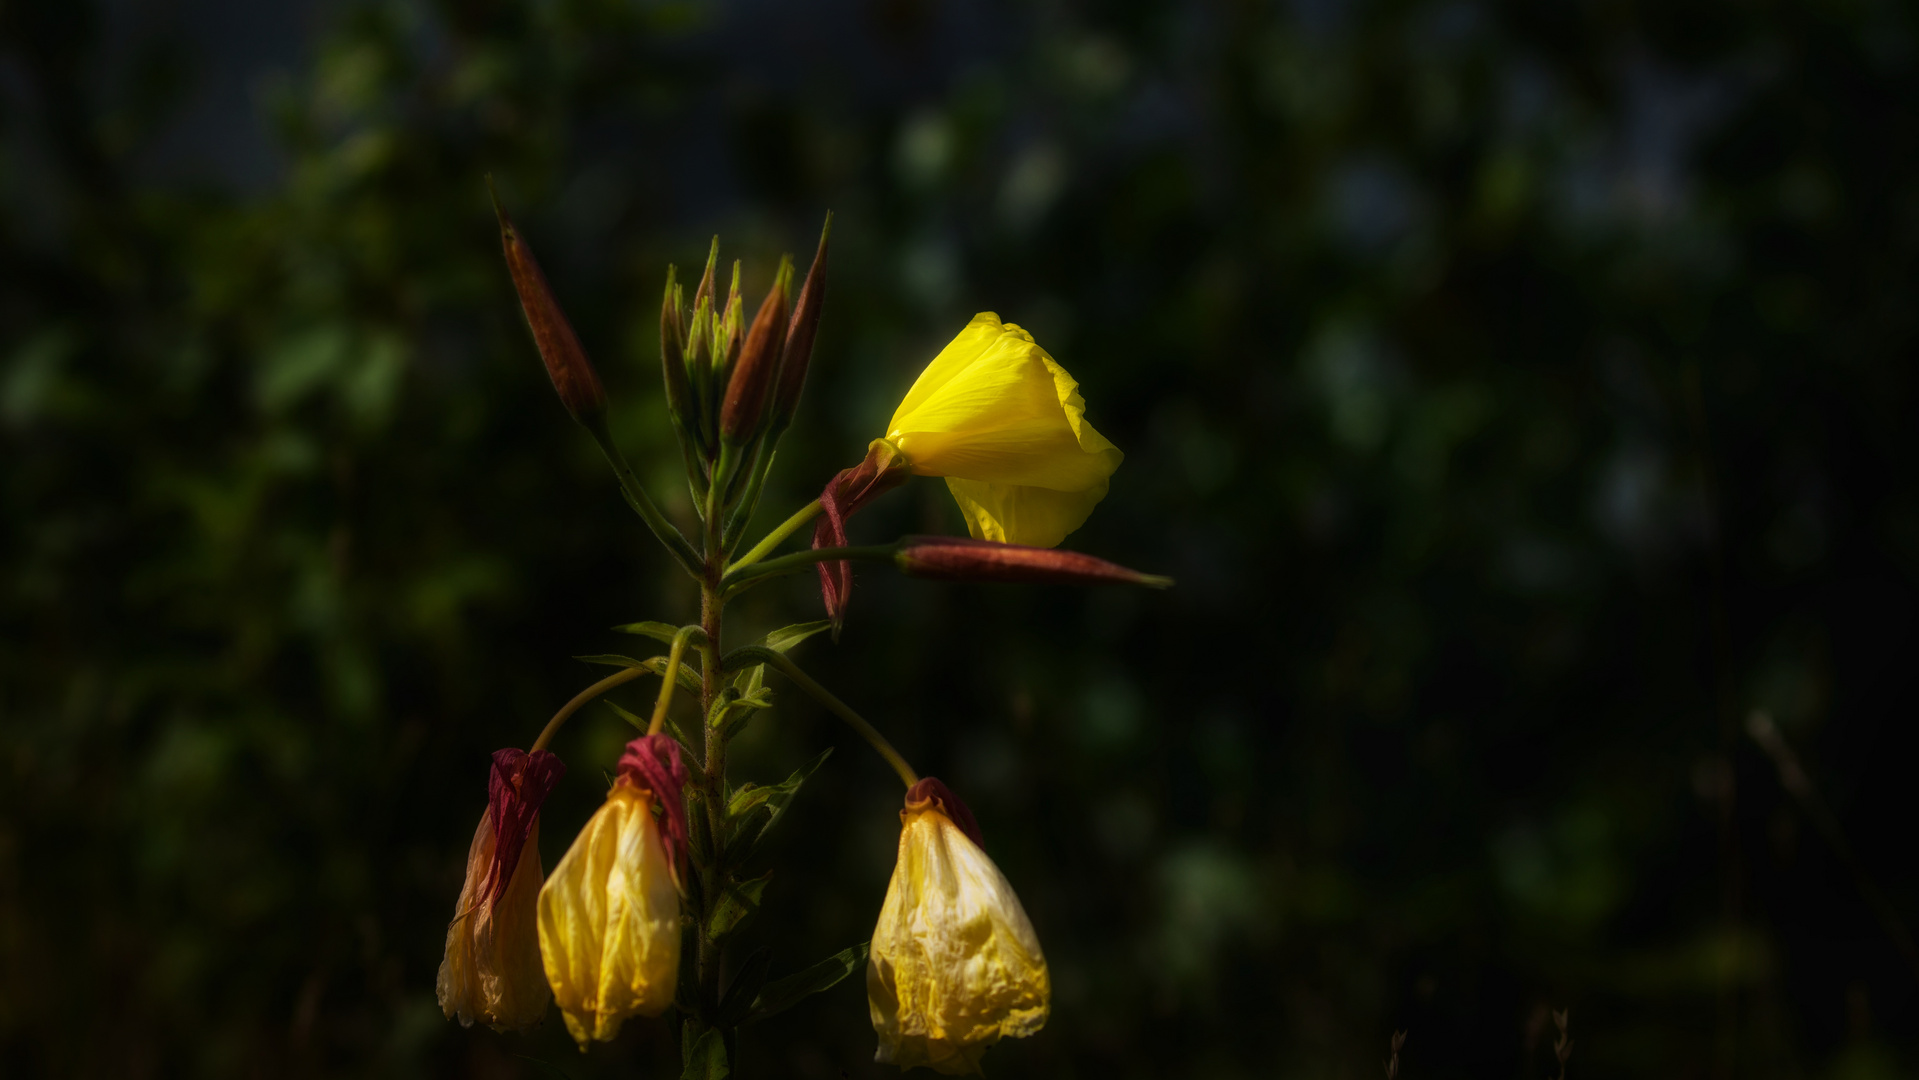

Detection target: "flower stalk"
[459, 205, 1167, 1074]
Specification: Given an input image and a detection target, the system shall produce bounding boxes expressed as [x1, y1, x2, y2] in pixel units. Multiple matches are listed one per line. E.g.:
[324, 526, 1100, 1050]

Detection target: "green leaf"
[574, 653, 703, 696]
[680, 1024, 729, 1080]
[604, 699, 647, 733]
[716, 947, 773, 1028]
[761, 620, 832, 653]
[613, 621, 681, 645]
[722, 748, 830, 868]
[725, 621, 828, 706]
[745, 942, 870, 1025]
[705, 871, 772, 939]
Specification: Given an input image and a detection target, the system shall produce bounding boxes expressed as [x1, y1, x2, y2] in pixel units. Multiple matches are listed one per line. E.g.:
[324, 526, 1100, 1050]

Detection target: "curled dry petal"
[868, 779, 1049, 1074]
[616, 733, 690, 883]
[811, 438, 912, 627]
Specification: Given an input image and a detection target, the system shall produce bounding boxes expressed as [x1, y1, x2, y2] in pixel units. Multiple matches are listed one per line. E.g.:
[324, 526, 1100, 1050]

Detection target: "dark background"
[4, 0, 1917, 1076]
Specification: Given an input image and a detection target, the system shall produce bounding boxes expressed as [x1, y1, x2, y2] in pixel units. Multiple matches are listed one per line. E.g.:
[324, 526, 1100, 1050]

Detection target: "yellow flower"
[868, 779, 1049, 1074]
[537, 735, 688, 1048]
[885, 312, 1122, 548]
[437, 749, 565, 1031]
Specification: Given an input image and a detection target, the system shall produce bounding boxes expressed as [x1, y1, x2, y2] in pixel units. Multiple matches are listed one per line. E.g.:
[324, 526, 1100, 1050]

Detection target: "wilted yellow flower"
[437, 748, 566, 1031]
[885, 312, 1122, 548]
[868, 778, 1049, 1074]
[537, 735, 688, 1048]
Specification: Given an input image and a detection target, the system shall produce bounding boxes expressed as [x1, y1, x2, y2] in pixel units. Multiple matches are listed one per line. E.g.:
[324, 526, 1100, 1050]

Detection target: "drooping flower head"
[814, 313, 1122, 625]
[537, 733, 688, 1049]
[437, 748, 567, 1031]
[868, 777, 1050, 1074]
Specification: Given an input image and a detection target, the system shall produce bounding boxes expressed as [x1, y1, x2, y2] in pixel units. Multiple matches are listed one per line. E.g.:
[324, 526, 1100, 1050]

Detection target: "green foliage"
[746, 942, 872, 1026]
[723, 748, 833, 870]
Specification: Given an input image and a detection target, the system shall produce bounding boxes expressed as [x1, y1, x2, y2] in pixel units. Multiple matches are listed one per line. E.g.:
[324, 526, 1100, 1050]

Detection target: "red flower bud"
[895, 535, 1172, 588]
[772, 214, 832, 431]
[721, 258, 792, 443]
[491, 191, 606, 422]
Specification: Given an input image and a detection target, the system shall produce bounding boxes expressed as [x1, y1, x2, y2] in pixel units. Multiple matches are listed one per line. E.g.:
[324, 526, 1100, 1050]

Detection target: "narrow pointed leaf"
[574, 653, 703, 696]
[612, 621, 682, 645]
[705, 871, 773, 939]
[680, 1026, 728, 1080]
[722, 748, 831, 867]
[717, 947, 774, 1028]
[745, 942, 870, 1025]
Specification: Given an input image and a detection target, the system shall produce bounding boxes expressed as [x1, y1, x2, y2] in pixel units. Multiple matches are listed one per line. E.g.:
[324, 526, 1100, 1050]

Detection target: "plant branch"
[729, 498, 823, 572]
[529, 666, 648, 754]
[724, 645, 918, 788]
[649, 626, 699, 736]
[582, 412, 702, 576]
[721, 543, 897, 594]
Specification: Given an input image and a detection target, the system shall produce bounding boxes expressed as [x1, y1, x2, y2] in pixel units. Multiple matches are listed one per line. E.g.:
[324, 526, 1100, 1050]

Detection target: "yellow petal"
[437, 813, 551, 1031]
[887, 313, 1122, 494]
[868, 810, 1049, 1074]
[537, 785, 681, 1048]
[944, 475, 1111, 548]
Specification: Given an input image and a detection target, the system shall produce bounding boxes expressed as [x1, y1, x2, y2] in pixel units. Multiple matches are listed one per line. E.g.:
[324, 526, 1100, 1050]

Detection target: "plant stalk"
[729, 498, 823, 572]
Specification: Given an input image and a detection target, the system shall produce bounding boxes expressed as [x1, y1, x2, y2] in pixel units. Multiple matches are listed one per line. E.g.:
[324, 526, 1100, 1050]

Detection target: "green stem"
[724, 646, 918, 789]
[582, 412, 702, 576]
[728, 498, 823, 572]
[721, 543, 898, 594]
[648, 627, 697, 736]
[698, 483, 727, 1024]
[529, 666, 647, 754]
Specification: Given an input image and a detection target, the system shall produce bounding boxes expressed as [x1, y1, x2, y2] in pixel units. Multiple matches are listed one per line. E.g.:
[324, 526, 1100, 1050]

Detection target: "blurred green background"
[4, 0, 1918, 1076]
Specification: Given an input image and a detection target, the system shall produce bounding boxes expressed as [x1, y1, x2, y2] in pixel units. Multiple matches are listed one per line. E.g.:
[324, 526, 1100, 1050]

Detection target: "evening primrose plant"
[436, 190, 1169, 1076]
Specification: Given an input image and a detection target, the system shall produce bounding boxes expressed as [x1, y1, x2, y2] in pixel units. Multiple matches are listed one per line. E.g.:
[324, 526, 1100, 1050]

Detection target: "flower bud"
[437, 748, 567, 1031]
[896, 535, 1172, 588]
[812, 438, 913, 628]
[537, 734, 688, 1048]
[720, 257, 792, 443]
[660, 266, 690, 425]
[491, 190, 607, 423]
[868, 778, 1049, 1074]
[770, 213, 832, 433]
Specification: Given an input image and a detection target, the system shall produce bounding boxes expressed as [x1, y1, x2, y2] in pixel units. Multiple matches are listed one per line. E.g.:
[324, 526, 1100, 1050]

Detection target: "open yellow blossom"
[537, 777, 682, 1048]
[868, 779, 1049, 1074]
[885, 312, 1122, 548]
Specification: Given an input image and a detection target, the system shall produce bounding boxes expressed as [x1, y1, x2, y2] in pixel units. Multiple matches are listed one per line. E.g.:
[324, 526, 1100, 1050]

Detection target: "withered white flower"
[867, 779, 1049, 1074]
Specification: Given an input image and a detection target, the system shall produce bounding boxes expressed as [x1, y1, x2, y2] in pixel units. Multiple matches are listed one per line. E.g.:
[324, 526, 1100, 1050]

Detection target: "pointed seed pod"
[721, 256, 793, 443]
[489, 183, 606, 422]
[895, 535, 1172, 588]
[771, 212, 833, 433]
